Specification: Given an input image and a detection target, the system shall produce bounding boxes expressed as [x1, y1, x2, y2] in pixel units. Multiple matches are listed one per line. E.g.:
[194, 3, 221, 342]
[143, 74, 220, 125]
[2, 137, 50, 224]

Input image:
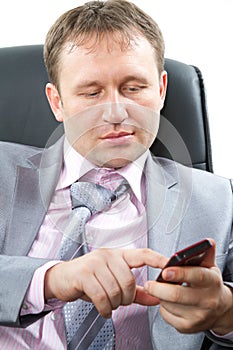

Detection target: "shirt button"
[51, 312, 56, 321]
[97, 168, 107, 174]
[22, 303, 28, 310]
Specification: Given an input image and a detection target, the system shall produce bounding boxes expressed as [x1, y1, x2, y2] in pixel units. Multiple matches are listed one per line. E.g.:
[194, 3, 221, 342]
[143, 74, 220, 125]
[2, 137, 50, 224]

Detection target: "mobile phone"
[156, 238, 213, 283]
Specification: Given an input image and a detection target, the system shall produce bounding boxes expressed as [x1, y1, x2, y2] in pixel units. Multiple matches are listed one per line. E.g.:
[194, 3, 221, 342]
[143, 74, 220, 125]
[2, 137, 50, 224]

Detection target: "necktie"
[60, 180, 129, 350]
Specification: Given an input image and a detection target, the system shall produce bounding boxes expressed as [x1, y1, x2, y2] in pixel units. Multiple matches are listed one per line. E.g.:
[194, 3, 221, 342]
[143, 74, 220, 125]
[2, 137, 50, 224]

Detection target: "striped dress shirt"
[0, 142, 153, 350]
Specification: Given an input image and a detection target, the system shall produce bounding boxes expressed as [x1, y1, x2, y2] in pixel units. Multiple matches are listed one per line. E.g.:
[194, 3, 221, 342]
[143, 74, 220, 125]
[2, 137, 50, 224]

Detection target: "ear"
[45, 83, 64, 122]
[159, 70, 168, 110]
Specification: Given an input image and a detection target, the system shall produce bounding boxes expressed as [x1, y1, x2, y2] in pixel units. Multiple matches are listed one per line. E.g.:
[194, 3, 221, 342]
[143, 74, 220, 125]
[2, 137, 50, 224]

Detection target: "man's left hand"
[144, 239, 233, 335]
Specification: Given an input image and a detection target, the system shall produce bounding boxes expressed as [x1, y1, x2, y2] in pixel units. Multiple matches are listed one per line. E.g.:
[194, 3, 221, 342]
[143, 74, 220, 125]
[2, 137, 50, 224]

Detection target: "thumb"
[200, 238, 216, 268]
[134, 286, 160, 306]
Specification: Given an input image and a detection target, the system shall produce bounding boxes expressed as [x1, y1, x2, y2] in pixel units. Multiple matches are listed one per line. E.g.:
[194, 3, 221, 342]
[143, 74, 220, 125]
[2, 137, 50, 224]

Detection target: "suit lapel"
[145, 154, 200, 350]
[146, 153, 182, 277]
[4, 138, 64, 255]
[145, 154, 194, 277]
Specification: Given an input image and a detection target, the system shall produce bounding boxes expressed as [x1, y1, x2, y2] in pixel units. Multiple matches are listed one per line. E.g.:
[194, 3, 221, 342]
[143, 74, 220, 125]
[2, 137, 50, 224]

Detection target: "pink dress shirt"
[0, 141, 232, 349]
[0, 141, 152, 349]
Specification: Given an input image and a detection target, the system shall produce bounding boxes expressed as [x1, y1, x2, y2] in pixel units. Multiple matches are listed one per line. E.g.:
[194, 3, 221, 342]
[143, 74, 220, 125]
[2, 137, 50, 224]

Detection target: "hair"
[44, 0, 165, 88]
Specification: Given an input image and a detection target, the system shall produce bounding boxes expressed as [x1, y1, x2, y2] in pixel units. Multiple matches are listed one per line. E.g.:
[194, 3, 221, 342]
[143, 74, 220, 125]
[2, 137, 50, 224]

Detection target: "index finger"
[121, 248, 168, 270]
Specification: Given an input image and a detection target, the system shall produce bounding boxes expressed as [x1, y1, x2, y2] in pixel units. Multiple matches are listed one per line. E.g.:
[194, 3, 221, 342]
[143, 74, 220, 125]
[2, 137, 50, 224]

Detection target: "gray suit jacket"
[0, 138, 232, 350]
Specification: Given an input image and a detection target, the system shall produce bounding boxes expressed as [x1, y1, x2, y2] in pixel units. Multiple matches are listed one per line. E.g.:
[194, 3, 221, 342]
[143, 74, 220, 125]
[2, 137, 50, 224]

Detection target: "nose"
[102, 89, 128, 123]
[102, 102, 128, 124]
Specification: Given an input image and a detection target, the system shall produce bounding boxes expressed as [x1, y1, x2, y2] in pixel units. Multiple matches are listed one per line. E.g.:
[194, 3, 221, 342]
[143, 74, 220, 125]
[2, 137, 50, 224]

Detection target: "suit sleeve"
[20, 260, 63, 316]
[0, 255, 51, 327]
[204, 178, 233, 348]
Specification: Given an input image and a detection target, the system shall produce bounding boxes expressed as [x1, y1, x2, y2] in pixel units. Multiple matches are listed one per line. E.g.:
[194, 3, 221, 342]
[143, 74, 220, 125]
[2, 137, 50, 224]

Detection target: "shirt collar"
[57, 138, 148, 202]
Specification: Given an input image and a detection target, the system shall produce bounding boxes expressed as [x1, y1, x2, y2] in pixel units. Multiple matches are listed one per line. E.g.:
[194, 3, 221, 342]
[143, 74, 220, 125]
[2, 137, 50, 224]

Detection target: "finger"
[134, 285, 160, 306]
[107, 254, 136, 305]
[83, 274, 113, 318]
[94, 264, 122, 310]
[122, 248, 168, 270]
[161, 265, 220, 287]
[159, 304, 200, 334]
[145, 281, 203, 306]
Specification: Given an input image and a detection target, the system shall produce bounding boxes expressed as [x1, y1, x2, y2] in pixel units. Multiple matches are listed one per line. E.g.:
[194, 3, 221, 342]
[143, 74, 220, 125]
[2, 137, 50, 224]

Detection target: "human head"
[44, 0, 165, 90]
[44, 0, 167, 168]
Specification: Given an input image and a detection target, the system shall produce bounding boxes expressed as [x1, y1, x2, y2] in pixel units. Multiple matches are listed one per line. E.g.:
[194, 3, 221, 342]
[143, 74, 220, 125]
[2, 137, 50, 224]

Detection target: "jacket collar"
[4, 137, 64, 255]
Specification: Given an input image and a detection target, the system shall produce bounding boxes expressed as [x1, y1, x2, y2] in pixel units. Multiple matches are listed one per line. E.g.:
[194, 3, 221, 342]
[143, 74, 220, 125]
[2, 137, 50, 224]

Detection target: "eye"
[85, 91, 101, 98]
[128, 87, 140, 92]
[78, 89, 103, 99]
[122, 85, 147, 94]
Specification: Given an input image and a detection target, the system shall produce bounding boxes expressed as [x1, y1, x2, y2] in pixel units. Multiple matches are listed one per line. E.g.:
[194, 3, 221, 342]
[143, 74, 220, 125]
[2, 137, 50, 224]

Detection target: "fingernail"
[164, 270, 175, 280]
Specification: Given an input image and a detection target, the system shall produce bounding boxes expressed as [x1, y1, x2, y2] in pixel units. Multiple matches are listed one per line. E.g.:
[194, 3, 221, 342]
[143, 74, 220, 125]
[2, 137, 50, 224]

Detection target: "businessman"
[0, 1, 232, 349]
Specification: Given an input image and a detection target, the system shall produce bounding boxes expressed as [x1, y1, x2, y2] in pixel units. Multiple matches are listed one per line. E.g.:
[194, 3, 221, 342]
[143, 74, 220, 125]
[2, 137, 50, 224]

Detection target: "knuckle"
[141, 247, 153, 256]
[95, 248, 114, 260]
[196, 268, 206, 284]
[97, 247, 112, 255]
[80, 262, 92, 274]
[121, 279, 136, 305]
[124, 276, 136, 291]
[170, 286, 183, 303]
[176, 321, 193, 334]
[93, 291, 107, 305]
[85, 251, 107, 268]
[214, 277, 222, 289]
[108, 286, 121, 300]
[198, 268, 206, 284]
[205, 296, 219, 310]
[193, 309, 207, 327]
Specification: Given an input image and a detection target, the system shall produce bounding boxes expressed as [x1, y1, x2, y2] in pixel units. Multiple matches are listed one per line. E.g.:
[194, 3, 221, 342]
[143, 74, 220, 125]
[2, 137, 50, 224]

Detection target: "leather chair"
[0, 45, 213, 172]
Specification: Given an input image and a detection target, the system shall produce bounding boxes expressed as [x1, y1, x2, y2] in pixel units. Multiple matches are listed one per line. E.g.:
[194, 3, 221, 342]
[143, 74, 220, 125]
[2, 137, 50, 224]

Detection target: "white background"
[0, 0, 232, 178]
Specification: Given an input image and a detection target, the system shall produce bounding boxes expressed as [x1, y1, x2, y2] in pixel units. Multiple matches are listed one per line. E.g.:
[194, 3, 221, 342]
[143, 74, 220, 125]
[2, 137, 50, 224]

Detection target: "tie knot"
[70, 180, 130, 215]
[82, 168, 125, 191]
[70, 182, 116, 215]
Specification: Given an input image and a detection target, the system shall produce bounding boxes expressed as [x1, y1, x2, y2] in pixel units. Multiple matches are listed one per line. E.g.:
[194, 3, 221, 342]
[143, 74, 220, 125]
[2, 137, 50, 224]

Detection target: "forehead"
[56, 32, 160, 90]
[60, 32, 156, 65]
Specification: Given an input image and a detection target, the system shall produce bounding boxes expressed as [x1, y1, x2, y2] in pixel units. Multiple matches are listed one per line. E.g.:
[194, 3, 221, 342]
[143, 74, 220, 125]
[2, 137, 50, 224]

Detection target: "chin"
[86, 145, 146, 168]
[101, 158, 132, 169]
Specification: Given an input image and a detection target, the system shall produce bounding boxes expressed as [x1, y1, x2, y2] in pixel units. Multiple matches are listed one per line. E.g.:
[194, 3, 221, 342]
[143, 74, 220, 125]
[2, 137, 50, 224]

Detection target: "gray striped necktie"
[60, 180, 129, 350]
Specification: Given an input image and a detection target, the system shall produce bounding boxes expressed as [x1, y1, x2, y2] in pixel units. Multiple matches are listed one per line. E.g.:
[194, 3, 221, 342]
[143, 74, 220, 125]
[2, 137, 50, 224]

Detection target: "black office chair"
[0, 45, 213, 172]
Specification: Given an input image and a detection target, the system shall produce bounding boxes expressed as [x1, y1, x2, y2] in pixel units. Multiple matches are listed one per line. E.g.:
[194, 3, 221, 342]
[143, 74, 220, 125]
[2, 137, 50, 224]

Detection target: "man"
[0, 0, 232, 349]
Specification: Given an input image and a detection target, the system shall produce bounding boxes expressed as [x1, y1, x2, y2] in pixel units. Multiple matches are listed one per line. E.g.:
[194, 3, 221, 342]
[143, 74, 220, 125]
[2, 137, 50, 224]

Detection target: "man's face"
[46, 34, 167, 168]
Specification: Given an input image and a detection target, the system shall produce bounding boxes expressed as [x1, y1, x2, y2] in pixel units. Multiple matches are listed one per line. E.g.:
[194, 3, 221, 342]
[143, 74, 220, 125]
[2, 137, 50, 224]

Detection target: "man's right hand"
[44, 248, 167, 318]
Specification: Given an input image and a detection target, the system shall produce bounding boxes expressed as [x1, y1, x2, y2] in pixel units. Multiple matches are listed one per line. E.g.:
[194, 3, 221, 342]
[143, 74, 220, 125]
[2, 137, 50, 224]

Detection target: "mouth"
[100, 131, 134, 145]
[101, 131, 134, 139]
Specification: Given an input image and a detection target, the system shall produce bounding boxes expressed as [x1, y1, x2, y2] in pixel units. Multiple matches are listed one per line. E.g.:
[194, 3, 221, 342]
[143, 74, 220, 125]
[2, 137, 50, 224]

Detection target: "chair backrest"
[0, 45, 213, 172]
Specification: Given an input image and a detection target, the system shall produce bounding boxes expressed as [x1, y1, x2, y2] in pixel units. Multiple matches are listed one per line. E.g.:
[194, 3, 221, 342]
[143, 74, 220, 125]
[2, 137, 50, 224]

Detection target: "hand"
[44, 248, 167, 318]
[144, 239, 233, 335]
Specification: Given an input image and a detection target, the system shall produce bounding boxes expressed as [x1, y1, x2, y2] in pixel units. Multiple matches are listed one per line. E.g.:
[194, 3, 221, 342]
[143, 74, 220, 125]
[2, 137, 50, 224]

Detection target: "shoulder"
[0, 141, 43, 165]
[148, 156, 232, 254]
[0, 141, 44, 179]
[148, 155, 232, 203]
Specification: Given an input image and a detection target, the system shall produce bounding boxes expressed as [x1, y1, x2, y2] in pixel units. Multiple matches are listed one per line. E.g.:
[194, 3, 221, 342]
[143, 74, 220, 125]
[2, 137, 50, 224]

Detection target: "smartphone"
[156, 238, 213, 283]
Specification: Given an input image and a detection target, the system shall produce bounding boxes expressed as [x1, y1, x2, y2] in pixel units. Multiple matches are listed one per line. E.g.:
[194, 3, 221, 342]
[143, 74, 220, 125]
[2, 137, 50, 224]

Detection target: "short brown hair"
[44, 0, 165, 88]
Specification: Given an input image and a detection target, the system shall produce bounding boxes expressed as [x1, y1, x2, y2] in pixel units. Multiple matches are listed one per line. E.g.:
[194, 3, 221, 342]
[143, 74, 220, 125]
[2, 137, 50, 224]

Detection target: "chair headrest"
[0, 45, 212, 171]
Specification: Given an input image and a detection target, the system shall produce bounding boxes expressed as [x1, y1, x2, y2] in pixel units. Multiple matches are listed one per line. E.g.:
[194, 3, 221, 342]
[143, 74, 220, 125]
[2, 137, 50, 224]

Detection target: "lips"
[101, 131, 133, 139]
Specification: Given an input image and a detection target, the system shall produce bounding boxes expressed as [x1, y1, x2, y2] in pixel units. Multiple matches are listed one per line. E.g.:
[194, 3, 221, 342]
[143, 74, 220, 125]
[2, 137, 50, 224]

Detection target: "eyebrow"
[122, 75, 149, 84]
[74, 80, 102, 90]
[74, 74, 149, 91]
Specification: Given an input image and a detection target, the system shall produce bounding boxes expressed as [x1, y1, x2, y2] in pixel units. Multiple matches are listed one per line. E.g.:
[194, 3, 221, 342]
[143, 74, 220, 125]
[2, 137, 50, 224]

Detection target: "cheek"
[128, 104, 160, 139]
[138, 119, 159, 148]
[65, 121, 96, 149]
[62, 106, 102, 146]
